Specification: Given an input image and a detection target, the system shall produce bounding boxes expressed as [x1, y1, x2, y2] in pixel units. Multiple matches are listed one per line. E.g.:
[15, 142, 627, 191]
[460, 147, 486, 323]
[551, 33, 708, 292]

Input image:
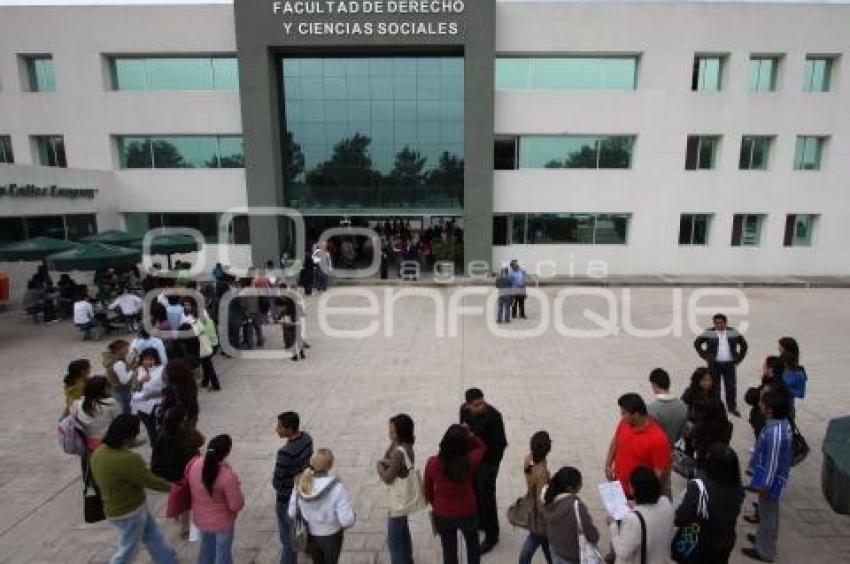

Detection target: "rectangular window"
[739, 136, 771, 170]
[679, 214, 712, 245]
[518, 213, 629, 244]
[794, 136, 825, 170]
[731, 214, 765, 247]
[110, 56, 239, 91]
[116, 135, 244, 169]
[518, 135, 635, 169]
[784, 214, 816, 247]
[24, 56, 56, 92]
[494, 136, 517, 170]
[685, 136, 719, 170]
[0, 136, 13, 164]
[34, 135, 67, 167]
[125, 212, 243, 244]
[24, 215, 65, 239]
[749, 57, 779, 92]
[492, 215, 509, 246]
[692, 56, 723, 91]
[803, 57, 834, 92]
[64, 214, 98, 241]
[0, 218, 26, 244]
[495, 57, 638, 90]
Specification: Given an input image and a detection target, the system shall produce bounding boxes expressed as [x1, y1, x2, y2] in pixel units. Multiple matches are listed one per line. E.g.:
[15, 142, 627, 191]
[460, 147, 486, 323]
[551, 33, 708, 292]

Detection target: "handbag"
[635, 510, 647, 564]
[506, 494, 534, 529]
[166, 457, 195, 518]
[671, 479, 709, 563]
[673, 440, 696, 479]
[791, 420, 810, 466]
[388, 447, 429, 516]
[292, 492, 310, 552]
[83, 460, 105, 523]
[573, 499, 603, 564]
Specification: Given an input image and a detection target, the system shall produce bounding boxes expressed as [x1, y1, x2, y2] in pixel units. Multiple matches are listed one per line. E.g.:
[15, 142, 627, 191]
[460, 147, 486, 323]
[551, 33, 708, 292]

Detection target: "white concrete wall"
[494, 2, 850, 275]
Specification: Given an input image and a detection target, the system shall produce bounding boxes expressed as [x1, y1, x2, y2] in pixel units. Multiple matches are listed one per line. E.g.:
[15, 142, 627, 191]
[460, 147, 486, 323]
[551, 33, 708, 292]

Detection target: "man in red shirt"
[604, 393, 671, 498]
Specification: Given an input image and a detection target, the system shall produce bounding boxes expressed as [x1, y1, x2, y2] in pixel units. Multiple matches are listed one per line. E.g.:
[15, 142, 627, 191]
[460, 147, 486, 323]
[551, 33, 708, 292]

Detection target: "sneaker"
[742, 547, 772, 562]
[729, 408, 742, 417]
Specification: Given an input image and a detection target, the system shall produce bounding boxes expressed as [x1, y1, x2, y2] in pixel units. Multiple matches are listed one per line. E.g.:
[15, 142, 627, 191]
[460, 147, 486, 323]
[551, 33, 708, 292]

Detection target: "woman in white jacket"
[130, 348, 164, 443]
[610, 466, 675, 564]
[288, 448, 356, 564]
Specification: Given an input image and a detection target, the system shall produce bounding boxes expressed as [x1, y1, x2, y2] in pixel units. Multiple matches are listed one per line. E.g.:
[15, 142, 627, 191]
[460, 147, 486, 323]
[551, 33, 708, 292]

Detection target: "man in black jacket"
[460, 387, 507, 555]
[693, 313, 748, 417]
[273, 411, 313, 564]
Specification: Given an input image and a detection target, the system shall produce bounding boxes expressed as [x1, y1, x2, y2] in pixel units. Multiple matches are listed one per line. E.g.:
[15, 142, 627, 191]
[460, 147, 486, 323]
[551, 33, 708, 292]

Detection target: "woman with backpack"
[288, 448, 356, 564]
[518, 431, 553, 564]
[423, 424, 487, 564]
[62, 358, 91, 418]
[187, 434, 245, 564]
[376, 414, 419, 564]
[70, 376, 123, 451]
[541, 466, 600, 564]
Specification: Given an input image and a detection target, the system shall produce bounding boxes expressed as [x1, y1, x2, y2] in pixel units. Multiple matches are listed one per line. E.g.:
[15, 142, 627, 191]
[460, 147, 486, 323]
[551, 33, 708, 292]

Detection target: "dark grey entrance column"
[234, 0, 495, 271]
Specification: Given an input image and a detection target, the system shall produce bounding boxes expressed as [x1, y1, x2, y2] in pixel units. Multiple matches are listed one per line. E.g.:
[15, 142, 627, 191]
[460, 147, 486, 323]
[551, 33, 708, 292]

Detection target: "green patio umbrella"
[131, 233, 200, 268]
[81, 230, 142, 246]
[46, 242, 141, 272]
[0, 237, 80, 262]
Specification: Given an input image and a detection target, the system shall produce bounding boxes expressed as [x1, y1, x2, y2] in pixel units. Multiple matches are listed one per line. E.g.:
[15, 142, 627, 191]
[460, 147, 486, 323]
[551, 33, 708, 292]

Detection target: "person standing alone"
[459, 388, 507, 554]
[694, 313, 748, 417]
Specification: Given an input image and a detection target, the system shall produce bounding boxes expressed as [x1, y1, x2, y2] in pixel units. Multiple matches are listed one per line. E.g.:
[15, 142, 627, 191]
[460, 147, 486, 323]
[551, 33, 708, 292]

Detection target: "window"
[731, 214, 765, 247]
[0, 215, 97, 243]
[803, 57, 834, 92]
[685, 136, 719, 170]
[518, 136, 635, 169]
[784, 214, 816, 247]
[492, 215, 509, 246]
[110, 57, 239, 91]
[494, 136, 517, 170]
[495, 57, 638, 90]
[692, 56, 723, 91]
[64, 214, 98, 241]
[739, 136, 771, 170]
[679, 214, 712, 245]
[749, 57, 779, 92]
[510, 213, 629, 244]
[0, 136, 13, 164]
[794, 136, 825, 170]
[117, 136, 244, 169]
[124, 212, 250, 244]
[34, 135, 67, 167]
[0, 218, 26, 244]
[24, 56, 56, 92]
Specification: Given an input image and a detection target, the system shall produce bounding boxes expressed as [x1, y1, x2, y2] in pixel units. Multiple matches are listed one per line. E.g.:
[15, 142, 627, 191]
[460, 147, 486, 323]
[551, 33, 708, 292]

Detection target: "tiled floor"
[1, 286, 849, 563]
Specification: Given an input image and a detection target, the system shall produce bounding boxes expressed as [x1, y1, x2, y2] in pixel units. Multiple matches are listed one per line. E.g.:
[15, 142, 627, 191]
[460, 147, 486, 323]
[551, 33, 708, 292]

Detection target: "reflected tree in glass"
[152, 140, 187, 168]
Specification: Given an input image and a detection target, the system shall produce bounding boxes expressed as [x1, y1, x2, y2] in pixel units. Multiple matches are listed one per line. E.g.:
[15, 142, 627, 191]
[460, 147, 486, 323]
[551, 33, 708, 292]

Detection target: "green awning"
[46, 242, 141, 272]
[81, 230, 142, 246]
[0, 237, 80, 261]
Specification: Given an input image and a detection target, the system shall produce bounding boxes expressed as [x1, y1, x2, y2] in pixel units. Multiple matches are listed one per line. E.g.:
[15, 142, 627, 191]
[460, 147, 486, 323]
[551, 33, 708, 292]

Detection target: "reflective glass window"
[24, 216, 65, 239]
[110, 57, 238, 91]
[496, 57, 637, 90]
[692, 56, 722, 91]
[519, 213, 629, 244]
[146, 58, 212, 90]
[803, 57, 832, 92]
[26, 56, 56, 92]
[785, 214, 816, 247]
[0, 136, 14, 164]
[35, 136, 66, 168]
[112, 59, 147, 90]
[679, 214, 711, 245]
[212, 58, 239, 90]
[518, 136, 634, 169]
[0, 218, 26, 244]
[749, 57, 778, 92]
[739, 136, 771, 170]
[794, 136, 824, 170]
[117, 136, 243, 169]
[281, 56, 464, 211]
[685, 136, 719, 170]
[731, 214, 765, 247]
[65, 214, 98, 241]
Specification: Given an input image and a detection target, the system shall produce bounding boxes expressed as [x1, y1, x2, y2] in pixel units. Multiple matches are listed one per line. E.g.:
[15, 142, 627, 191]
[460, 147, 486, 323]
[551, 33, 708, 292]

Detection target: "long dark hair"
[530, 431, 552, 464]
[687, 366, 713, 397]
[202, 434, 232, 495]
[64, 359, 90, 387]
[390, 414, 415, 445]
[102, 414, 140, 448]
[438, 424, 471, 482]
[778, 337, 800, 370]
[705, 444, 742, 488]
[544, 466, 582, 505]
[81, 376, 111, 417]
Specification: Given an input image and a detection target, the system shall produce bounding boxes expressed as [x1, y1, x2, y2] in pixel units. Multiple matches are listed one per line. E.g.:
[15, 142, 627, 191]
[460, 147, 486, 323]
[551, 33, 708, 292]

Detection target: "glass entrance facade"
[280, 56, 464, 213]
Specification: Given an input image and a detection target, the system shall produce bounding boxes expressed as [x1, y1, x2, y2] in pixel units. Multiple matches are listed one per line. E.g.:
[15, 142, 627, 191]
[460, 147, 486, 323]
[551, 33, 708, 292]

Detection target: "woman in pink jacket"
[187, 434, 245, 564]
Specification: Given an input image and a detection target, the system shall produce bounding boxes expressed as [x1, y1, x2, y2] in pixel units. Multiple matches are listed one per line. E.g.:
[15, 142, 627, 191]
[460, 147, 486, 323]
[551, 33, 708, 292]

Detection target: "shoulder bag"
[671, 479, 709, 562]
[573, 498, 603, 564]
[83, 458, 105, 523]
[672, 439, 696, 479]
[634, 510, 647, 564]
[388, 446, 429, 516]
[790, 419, 810, 466]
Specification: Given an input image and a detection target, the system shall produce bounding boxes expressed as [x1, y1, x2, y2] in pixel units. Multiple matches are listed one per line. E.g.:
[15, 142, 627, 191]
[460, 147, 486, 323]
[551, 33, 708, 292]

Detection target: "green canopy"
[0, 237, 80, 262]
[131, 233, 200, 255]
[81, 230, 142, 246]
[46, 242, 141, 272]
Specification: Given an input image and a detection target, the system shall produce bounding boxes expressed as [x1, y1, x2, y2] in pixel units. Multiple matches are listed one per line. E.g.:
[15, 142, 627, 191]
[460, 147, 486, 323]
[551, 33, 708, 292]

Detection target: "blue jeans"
[198, 527, 235, 564]
[497, 296, 512, 323]
[387, 515, 413, 564]
[519, 533, 552, 564]
[113, 388, 131, 415]
[276, 500, 298, 564]
[108, 507, 176, 564]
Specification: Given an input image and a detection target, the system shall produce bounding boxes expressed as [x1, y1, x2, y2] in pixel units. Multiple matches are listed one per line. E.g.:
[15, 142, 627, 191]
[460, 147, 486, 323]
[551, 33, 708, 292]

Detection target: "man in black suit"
[460, 387, 507, 555]
[693, 313, 748, 417]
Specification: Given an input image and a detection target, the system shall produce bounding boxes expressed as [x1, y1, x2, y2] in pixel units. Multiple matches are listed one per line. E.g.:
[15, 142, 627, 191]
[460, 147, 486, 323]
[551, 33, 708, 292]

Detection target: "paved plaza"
[1, 285, 849, 563]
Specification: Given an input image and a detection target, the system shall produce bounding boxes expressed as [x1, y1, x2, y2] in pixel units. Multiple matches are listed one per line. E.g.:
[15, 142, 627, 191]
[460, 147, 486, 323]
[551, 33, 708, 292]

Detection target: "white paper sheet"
[598, 480, 632, 521]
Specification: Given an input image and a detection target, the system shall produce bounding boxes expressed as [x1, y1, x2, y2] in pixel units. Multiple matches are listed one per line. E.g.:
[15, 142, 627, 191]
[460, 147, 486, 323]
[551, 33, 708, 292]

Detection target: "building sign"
[272, 0, 466, 36]
[0, 183, 97, 199]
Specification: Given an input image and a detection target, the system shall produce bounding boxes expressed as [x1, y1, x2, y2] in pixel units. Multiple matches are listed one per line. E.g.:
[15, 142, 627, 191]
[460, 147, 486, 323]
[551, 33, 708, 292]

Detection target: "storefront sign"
[0, 183, 98, 200]
[271, 0, 465, 36]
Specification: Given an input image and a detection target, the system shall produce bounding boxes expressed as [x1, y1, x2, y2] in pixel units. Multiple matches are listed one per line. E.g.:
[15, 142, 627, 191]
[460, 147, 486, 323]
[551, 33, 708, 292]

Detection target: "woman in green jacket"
[90, 414, 177, 564]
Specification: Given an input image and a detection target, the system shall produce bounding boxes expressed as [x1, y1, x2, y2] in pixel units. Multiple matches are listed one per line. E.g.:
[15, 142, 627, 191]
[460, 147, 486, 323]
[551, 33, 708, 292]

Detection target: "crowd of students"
[59, 307, 807, 564]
